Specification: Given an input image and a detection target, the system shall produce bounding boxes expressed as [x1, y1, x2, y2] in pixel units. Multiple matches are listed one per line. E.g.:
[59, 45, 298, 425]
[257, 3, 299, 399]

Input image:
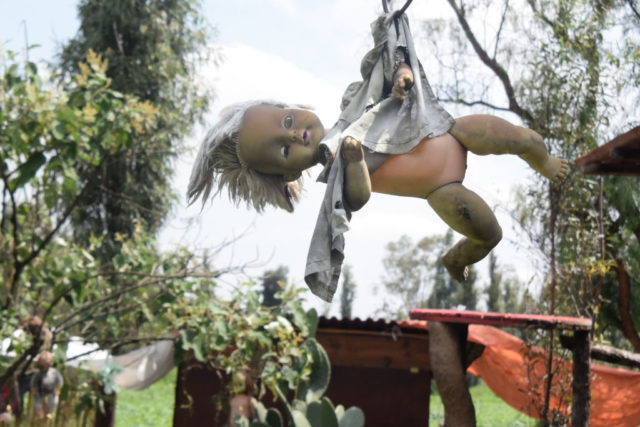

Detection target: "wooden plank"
[410, 309, 592, 331]
[575, 126, 640, 176]
[316, 329, 430, 371]
[560, 334, 640, 369]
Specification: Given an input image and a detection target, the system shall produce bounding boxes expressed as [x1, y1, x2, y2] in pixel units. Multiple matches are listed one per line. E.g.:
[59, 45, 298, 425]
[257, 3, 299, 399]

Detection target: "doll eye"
[280, 145, 290, 158]
[282, 115, 294, 129]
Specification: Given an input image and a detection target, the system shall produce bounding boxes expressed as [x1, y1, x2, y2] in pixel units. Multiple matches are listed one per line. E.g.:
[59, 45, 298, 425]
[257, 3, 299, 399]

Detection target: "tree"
[422, 0, 640, 349]
[51, 0, 213, 356]
[379, 230, 479, 318]
[261, 266, 288, 307]
[339, 264, 357, 319]
[485, 252, 523, 313]
[486, 252, 502, 312]
[58, 0, 211, 261]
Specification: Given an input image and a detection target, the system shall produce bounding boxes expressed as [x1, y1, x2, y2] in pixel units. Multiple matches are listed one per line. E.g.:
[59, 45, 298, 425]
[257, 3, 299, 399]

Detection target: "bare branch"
[440, 97, 514, 114]
[493, 0, 510, 60]
[445, 0, 534, 123]
[526, 0, 556, 30]
[626, 0, 640, 21]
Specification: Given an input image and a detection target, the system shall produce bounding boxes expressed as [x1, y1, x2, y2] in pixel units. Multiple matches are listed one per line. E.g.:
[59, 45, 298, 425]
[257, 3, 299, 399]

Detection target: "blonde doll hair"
[187, 101, 304, 212]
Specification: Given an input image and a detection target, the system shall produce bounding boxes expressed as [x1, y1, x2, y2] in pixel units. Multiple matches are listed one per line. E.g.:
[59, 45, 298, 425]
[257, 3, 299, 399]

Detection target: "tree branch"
[493, 0, 510, 60]
[440, 97, 514, 114]
[626, 0, 640, 21]
[0, 166, 20, 308]
[445, 0, 534, 123]
[4, 164, 102, 310]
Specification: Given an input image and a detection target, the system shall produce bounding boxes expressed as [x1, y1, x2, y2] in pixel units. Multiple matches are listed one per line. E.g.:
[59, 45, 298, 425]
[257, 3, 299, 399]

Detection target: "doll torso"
[369, 132, 467, 198]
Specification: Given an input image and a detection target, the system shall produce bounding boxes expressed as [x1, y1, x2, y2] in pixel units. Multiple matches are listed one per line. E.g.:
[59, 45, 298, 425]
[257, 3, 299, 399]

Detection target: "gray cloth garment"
[304, 12, 454, 302]
[31, 368, 63, 414]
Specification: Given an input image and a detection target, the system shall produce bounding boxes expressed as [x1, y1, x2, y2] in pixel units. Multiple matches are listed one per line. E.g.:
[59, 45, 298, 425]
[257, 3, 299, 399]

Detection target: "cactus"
[241, 331, 363, 427]
[338, 407, 365, 427]
[296, 339, 331, 403]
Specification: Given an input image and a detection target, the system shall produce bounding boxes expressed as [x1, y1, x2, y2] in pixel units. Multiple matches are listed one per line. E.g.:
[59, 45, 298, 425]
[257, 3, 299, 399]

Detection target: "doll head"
[187, 101, 324, 212]
[36, 351, 53, 370]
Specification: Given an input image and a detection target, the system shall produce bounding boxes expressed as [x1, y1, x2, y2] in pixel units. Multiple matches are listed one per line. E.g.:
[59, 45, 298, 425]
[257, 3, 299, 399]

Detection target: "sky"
[1, 0, 545, 318]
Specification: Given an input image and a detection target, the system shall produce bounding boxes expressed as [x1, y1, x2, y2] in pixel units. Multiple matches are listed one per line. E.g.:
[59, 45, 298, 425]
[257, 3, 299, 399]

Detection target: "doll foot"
[442, 255, 468, 282]
[538, 156, 569, 183]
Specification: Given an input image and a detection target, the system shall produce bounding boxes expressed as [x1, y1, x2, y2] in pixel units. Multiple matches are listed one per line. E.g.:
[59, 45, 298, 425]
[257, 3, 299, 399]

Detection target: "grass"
[115, 368, 176, 427]
[114, 370, 537, 426]
[429, 379, 539, 426]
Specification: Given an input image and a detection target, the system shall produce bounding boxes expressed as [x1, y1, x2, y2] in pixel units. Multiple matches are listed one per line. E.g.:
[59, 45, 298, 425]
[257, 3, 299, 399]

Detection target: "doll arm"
[342, 136, 371, 211]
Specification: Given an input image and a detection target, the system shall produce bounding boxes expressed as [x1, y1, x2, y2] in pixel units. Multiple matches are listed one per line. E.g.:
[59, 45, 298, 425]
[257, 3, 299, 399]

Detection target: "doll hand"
[392, 63, 414, 100]
[341, 136, 364, 163]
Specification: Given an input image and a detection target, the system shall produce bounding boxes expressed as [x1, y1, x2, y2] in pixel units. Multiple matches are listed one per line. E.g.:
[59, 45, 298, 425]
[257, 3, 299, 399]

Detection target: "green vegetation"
[115, 369, 177, 427]
[430, 380, 538, 427]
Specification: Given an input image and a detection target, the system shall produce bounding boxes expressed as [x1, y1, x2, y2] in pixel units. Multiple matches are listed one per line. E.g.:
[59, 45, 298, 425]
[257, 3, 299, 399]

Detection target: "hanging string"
[382, 0, 414, 14]
[382, 0, 414, 36]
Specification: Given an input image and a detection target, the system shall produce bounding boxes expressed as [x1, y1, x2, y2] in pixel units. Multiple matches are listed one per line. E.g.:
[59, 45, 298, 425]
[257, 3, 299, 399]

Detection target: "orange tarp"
[467, 325, 640, 427]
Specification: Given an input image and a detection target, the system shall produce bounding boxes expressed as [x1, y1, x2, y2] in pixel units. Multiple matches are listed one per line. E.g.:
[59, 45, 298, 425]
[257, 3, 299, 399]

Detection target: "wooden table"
[410, 309, 592, 426]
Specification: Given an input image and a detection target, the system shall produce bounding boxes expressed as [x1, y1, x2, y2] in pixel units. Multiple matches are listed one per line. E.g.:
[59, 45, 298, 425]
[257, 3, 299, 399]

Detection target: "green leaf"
[11, 151, 46, 190]
[52, 122, 66, 140]
[298, 339, 331, 403]
[306, 309, 319, 338]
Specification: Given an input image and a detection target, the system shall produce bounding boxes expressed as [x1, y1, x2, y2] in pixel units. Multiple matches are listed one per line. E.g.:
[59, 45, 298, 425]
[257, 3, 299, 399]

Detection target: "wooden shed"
[575, 125, 640, 175]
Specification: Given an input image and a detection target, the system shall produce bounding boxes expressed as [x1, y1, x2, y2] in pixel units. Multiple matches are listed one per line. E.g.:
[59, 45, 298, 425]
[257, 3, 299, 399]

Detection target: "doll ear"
[283, 172, 302, 182]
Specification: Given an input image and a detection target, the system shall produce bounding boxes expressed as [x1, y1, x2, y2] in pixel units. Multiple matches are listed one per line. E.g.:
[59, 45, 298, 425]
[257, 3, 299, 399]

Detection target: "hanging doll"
[187, 12, 568, 302]
[30, 351, 63, 420]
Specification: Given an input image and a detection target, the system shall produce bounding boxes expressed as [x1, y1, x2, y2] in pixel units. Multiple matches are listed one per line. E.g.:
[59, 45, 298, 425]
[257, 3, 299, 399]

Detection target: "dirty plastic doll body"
[218, 62, 568, 282]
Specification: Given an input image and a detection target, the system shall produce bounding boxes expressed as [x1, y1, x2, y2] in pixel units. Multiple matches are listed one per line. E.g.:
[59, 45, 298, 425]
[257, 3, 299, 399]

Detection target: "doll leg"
[450, 115, 569, 182]
[427, 182, 502, 281]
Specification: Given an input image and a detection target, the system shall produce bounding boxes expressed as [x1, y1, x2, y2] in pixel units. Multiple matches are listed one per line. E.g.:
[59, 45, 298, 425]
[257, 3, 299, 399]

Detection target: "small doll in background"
[30, 351, 63, 420]
[0, 405, 12, 425]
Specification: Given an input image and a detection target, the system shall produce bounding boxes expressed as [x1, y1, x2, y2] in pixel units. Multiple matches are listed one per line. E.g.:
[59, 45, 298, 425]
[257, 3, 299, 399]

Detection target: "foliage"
[172, 283, 320, 400]
[486, 252, 524, 314]
[379, 230, 478, 318]
[261, 266, 288, 308]
[0, 49, 224, 406]
[169, 282, 364, 427]
[58, 0, 212, 263]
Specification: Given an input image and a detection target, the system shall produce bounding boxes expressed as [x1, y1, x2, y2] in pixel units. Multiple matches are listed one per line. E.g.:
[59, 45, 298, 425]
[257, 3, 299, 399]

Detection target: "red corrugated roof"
[318, 316, 428, 335]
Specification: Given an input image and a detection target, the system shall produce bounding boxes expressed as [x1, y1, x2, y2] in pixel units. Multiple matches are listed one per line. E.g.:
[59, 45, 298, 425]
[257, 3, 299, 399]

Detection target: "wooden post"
[428, 322, 476, 427]
[571, 330, 591, 426]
